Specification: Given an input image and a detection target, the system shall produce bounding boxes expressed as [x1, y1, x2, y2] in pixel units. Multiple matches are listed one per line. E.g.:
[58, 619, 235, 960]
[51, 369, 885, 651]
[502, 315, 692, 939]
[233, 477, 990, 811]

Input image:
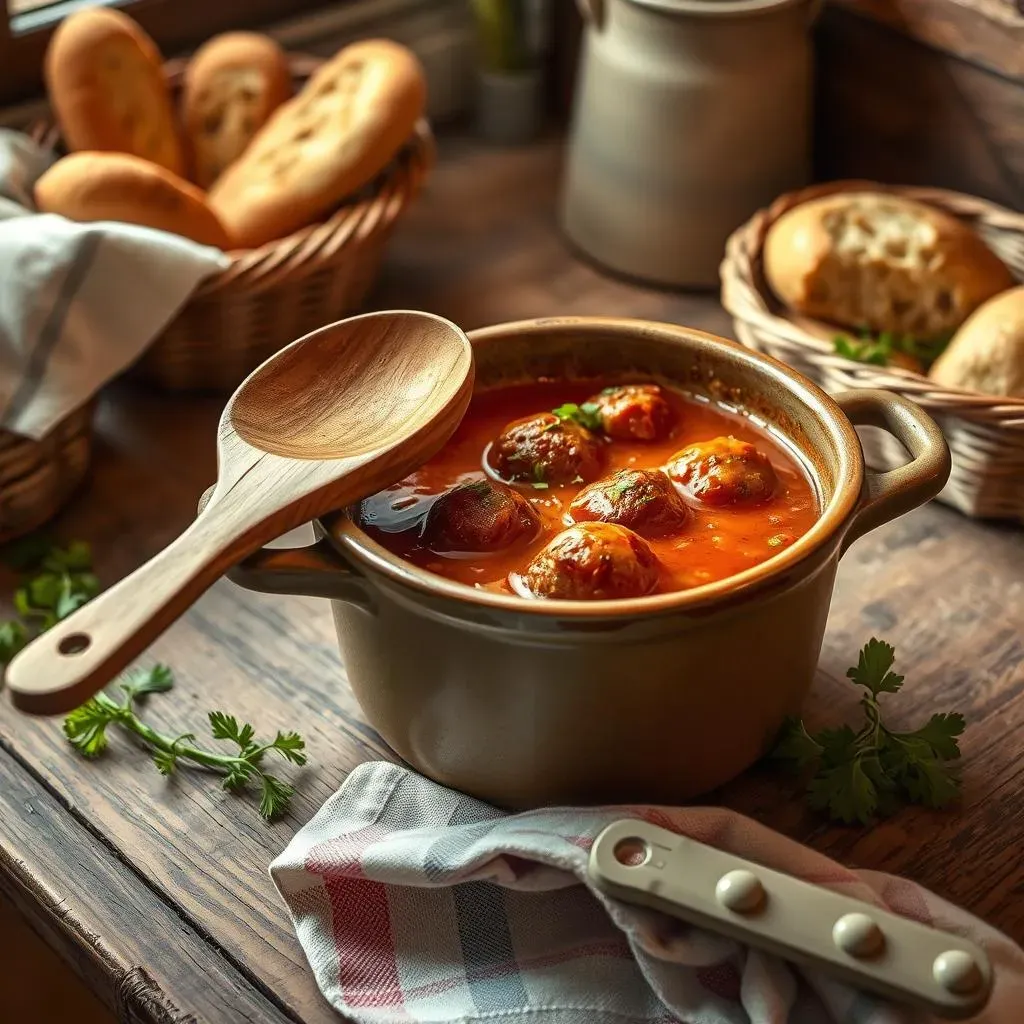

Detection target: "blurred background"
[1, 0, 1021, 208]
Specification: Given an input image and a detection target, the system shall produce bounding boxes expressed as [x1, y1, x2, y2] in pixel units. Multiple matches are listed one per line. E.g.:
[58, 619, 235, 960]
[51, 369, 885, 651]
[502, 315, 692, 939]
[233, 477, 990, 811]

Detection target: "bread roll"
[44, 8, 184, 176]
[763, 192, 1013, 338]
[929, 285, 1024, 397]
[35, 151, 232, 249]
[182, 32, 292, 189]
[208, 39, 426, 248]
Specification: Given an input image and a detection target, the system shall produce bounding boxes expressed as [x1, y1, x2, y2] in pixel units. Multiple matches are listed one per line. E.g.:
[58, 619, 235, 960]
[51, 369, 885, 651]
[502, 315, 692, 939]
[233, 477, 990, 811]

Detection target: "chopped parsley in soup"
[354, 381, 819, 600]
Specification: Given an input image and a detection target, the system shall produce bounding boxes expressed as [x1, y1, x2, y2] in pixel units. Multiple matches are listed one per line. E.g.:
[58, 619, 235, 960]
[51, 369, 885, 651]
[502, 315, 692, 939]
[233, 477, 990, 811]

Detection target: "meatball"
[569, 469, 689, 538]
[667, 436, 778, 507]
[517, 522, 660, 600]
[490, 412, 604, 486]
[586, 384, 674, 441]
[422, 480, 540, 554]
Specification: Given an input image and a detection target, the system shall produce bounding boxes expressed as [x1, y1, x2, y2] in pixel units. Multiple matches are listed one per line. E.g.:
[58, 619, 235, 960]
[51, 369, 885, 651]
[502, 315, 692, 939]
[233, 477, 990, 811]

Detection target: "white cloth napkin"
[0, 129, 230, 440]
[272, 762, 1024, 1024]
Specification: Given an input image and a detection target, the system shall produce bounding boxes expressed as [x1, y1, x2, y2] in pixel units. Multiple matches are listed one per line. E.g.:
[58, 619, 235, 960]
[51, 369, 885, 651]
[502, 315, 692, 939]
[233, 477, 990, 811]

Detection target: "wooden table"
[2, 135, 1023, 1024]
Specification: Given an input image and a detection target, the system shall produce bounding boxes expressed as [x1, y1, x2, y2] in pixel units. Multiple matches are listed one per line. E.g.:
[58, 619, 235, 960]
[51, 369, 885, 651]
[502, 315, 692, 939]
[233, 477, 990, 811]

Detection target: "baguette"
[45, 8, 184, 176]
[35, 151, 232, 249]
[208, 39, 426, 248]
[182, 32, 292, 189]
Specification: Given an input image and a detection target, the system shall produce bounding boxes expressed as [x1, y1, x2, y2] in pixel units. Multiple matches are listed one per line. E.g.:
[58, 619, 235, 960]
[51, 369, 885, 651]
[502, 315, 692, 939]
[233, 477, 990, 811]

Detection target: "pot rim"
[322, 317, 863, 619]
[613, 0, 814, 20]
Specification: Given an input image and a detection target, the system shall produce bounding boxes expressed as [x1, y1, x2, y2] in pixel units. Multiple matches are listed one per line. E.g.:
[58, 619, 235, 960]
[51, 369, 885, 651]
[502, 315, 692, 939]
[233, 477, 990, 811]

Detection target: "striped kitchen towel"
[0, 129, 229, 440]
[272, 762, 1024, 1024]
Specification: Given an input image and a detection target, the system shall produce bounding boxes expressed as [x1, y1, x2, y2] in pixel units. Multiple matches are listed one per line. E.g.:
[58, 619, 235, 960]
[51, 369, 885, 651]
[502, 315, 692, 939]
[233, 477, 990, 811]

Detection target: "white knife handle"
[587, 820, 992, 1020]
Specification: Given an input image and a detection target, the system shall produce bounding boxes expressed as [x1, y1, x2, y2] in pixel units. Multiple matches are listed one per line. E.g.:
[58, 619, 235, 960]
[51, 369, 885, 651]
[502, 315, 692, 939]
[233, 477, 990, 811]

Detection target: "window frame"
[0, 0, 333, 106]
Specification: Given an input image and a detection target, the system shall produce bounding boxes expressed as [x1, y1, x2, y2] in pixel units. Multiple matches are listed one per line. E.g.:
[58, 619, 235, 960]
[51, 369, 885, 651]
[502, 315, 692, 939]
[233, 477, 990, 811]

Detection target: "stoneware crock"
[561, 0, 817, 287]
[223, 317, 950, 808]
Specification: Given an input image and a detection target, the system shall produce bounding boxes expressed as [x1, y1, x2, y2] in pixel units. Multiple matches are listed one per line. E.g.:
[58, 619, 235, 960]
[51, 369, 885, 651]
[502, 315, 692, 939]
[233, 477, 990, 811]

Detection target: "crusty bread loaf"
[929, 285, 1024, 397]
[182, 32, 292, 189]
[35, 151, 232, 249]
[44, 8, 184, 176]
[764, 192, 1013, 338]
[208, 39, 426, 248]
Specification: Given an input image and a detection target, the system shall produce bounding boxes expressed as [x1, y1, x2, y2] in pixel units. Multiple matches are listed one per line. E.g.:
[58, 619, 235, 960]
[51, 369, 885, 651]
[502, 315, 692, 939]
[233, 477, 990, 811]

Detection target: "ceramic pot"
[224, 317, 950, 808]
[560, 0, 818, 288]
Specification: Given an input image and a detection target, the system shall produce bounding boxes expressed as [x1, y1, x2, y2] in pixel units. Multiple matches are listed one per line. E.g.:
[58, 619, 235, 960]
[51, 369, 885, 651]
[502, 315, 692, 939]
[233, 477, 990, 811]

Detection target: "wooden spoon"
[5, 310, 474, 715]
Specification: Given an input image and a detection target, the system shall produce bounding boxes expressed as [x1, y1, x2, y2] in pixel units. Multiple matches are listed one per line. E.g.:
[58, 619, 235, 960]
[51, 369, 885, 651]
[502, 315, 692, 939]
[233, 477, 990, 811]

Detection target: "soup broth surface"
[355, 380, 819, 597]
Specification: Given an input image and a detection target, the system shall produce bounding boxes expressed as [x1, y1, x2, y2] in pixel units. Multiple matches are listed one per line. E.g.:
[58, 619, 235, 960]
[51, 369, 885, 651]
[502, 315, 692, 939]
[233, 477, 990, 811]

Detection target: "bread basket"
[721, 179, 1024, 523]
[37, 53, 435, 392]
[0, 404, 94, 543]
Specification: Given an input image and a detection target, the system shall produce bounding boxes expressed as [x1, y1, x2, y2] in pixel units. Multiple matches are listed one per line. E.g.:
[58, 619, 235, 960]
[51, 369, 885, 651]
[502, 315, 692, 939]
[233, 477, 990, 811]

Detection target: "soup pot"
[222, 318, 950, 808]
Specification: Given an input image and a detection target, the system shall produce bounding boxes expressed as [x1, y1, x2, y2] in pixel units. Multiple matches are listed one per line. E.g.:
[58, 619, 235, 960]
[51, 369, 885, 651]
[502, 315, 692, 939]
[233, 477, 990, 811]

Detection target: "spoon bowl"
[6, 310, 474, 715]
[230, 311, 464, 460]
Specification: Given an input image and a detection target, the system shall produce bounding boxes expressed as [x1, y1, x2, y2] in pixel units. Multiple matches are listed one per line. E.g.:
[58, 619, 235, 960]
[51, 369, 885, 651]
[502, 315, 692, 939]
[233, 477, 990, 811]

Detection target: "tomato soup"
[355, 381, 819, 598]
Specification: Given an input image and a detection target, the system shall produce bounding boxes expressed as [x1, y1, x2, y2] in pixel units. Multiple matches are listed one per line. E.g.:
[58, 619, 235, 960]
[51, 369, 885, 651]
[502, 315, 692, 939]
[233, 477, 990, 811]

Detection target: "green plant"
[550, 402, 604, 432]
[833, 328, 952, 372]
[0, 537, 99, 663]
[65, 667, 306, 820]
[471, 0, 534, 73]
[772, 639, 965, 825]
[1, 536, 306, 821]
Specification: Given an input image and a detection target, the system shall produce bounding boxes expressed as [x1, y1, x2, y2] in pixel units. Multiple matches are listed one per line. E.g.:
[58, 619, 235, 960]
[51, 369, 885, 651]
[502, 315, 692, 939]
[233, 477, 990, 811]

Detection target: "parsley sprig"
[773, 639, 965, 825]
[2, 536, 307, 820]
[64, 666, 306, 820]
[551, 402, 603, 432]
[833, 328, 952, 371]
[0, 537, 100, 664]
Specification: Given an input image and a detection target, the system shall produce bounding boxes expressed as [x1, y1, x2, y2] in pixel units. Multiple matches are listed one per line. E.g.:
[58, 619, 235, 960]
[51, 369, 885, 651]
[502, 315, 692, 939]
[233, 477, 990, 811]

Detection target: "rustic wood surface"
[1, 135, 1023, 1024]
[815, 7, 1024, 209]
[829, 0, 1024, 84]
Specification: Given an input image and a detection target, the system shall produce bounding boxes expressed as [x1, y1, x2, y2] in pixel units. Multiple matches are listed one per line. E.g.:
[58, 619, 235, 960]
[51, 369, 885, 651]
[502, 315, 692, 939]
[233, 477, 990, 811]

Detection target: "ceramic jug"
[560, 0, 817, 288]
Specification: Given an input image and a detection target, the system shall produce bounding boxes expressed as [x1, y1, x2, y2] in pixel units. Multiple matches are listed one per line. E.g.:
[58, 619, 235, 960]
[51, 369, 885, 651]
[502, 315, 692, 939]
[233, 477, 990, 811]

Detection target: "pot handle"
[835, 389, 951, 554]
[197, 486, 373, 606]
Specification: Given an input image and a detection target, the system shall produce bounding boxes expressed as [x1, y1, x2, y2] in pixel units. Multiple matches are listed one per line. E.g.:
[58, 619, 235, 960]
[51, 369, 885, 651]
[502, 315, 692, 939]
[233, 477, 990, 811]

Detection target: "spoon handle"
[4, 498, 253, 715]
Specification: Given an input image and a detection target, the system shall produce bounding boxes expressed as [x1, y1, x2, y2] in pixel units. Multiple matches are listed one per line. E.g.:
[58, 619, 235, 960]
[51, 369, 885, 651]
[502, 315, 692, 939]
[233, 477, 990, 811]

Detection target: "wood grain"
[0, 893, 113, 1024]
[5, 311, 473, 715]
[814, 7, 1024, 209]
[0, 746, 297, 1023]
[830, 0, 1024, 84]
[0, 136, 1022, 1024]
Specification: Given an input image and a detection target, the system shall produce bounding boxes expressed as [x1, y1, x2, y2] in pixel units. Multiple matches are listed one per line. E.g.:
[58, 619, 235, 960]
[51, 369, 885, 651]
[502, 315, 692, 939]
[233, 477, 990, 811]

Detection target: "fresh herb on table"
[551, 402, 604, 433]
[0, 537, 99, 664]
[1, 536, 307, 820]
[833, 328, 952, 372]
[64, 666, 306, 820]
[772, 639, 965, 825]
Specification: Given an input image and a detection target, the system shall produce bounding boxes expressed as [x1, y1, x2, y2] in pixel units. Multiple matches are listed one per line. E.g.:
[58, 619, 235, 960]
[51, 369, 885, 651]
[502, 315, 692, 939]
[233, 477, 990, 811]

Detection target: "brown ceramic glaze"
[225, 317, 951, 808]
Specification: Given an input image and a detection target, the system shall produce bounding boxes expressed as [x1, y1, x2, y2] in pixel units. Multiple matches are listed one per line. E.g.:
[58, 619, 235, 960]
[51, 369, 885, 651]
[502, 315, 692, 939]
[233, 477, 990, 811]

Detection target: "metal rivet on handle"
[933, 950, 983, 995]
[715, 870, 766, 914]
[833, 913, 885, 958]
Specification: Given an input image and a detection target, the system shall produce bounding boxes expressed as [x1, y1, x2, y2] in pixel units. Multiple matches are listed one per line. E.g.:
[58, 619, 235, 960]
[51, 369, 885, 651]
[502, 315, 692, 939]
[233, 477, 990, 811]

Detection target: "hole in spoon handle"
[57, 633, 92, 656]
[6, 514, 233, 715]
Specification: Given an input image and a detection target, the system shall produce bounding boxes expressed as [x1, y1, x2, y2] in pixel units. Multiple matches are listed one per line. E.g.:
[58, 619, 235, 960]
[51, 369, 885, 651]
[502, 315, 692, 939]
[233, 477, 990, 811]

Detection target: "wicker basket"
[0, 405, 94, 543]
[721, 179, 1024, 523]
[38, 54, 435, 392]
